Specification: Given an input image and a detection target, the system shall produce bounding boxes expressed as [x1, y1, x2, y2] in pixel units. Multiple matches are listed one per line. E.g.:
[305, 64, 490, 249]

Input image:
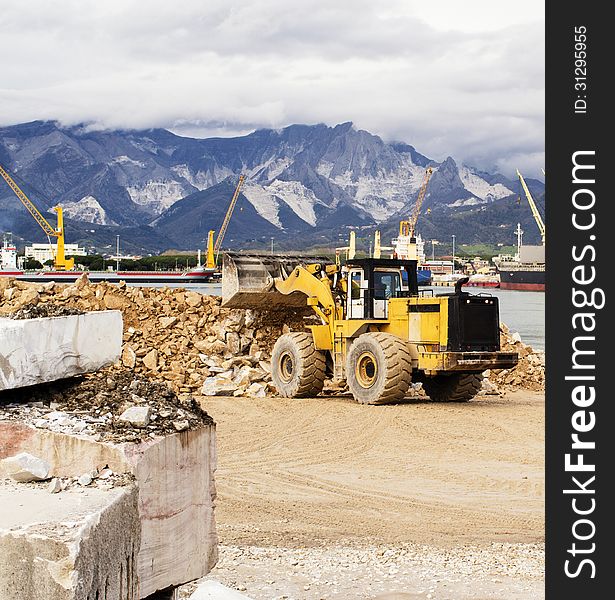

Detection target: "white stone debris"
[119, 405, 152, 427]
[189, 580, 254, 600]
[48, 478, 63, 494]
[1, 452, 51, 482]
[78, 473, 93, 487]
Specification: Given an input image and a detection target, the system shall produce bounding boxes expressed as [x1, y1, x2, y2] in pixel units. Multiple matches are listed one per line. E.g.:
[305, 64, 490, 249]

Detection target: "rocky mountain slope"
[0, 120, 545, 252]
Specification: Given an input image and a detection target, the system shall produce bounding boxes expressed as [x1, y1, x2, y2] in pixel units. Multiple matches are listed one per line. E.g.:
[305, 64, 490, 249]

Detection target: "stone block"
[0, 311, 123, 391]
[0, 420, 218, 598]
[0, 480, 140, 600]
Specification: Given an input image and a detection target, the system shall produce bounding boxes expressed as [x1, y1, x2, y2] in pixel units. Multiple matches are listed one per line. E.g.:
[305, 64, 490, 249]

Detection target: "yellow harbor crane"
[399, 167, 433, 238]
[205, 174, 246, 269]
[516, 169, 545, 245]
[0, 164, 74, 271]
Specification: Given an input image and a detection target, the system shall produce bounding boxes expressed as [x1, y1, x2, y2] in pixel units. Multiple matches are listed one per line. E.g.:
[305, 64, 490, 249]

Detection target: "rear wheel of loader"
[422, 373, 482, 402]
[271, 332, 326, 398]
[346, 333, 412, 405]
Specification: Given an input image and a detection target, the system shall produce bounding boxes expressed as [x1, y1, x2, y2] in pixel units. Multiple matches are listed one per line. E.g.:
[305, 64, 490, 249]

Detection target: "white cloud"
[0, 0, 544, 178]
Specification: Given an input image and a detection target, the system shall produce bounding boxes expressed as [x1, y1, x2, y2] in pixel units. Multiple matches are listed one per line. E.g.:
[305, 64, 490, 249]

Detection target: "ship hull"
[466, 280, 500, 288]
[2, 269, 219, 285]
[498, 269, 545, 291]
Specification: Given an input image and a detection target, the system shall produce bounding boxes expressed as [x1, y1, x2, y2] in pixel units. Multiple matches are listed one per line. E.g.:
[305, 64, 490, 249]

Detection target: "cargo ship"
[495, 172, 546, 292]
[494, 226, 545, 292]
[1, 237, 219, 285]
[390, 232, 432, 285]
[466, 273, 500, 288]
[497, 266, 545, 291]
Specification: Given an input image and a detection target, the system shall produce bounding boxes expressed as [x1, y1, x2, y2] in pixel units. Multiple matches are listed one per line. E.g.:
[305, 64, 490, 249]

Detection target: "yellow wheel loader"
[222, 253, 517, 404]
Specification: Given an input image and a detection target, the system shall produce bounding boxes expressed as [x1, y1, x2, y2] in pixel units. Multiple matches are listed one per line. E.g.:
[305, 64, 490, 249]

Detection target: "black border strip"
[546, 4, 612, 597]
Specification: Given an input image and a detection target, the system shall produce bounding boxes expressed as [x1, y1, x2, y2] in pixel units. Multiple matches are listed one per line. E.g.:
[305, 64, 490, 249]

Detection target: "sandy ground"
[183, 388, 544, 599]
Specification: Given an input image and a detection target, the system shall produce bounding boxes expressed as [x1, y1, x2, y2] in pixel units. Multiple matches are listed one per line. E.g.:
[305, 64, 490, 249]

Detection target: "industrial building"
[25, 242, 86, 264]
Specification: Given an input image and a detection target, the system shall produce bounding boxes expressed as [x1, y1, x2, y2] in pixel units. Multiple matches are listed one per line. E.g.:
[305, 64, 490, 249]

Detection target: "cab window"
[373, 271, 401, 299]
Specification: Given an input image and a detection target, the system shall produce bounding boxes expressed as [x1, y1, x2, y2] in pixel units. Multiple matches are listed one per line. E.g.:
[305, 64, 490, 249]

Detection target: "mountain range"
[0, 120, 545, 255]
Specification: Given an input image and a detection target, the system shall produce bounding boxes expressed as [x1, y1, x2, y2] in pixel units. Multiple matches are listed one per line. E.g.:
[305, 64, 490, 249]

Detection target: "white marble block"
[0, 310, 122, 390]
[0, 481, 141, 600]
[0, 421, 218, 598]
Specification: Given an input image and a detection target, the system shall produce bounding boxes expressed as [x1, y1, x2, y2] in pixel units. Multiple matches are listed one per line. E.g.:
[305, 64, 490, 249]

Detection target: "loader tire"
[422, 373, 482, 403]
[271, 332, 326, 398]
[346, 333, 412, 405]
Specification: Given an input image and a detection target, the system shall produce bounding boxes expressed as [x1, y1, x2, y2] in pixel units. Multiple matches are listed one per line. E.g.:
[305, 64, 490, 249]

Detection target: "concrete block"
[0, 420, 218, 597]
[0, 310, 123, 391]
[0, 480, 140, 600]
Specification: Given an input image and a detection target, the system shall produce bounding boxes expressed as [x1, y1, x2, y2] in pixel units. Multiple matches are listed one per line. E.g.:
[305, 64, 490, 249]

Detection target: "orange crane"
[399, 166, 433, 238]
[0, 164, 74, 271]
[205, 174, 246, 268]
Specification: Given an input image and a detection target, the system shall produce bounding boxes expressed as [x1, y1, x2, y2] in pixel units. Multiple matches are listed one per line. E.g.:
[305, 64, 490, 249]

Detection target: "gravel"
[180, 543, 545, 600]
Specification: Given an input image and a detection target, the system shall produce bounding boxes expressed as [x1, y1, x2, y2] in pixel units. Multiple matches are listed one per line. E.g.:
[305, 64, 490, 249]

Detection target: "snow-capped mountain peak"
[0, 120, 542, 252]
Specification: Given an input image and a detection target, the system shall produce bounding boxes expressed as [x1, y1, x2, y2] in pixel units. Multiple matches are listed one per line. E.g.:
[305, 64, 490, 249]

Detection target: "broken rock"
[118, 405, 152, 427]
[78, 473, 93, 487]
[121, 345, 137, 368]
[1, 452, 51, 483]
[143, 348, 159, 370]
[189, 580, 254, 600]
[48, 478, 63, 494]
[185, 291, 202, 308]
[202, 377, 237, 397]
[159, 316, 178, 329]
[245, 382, 267, 398]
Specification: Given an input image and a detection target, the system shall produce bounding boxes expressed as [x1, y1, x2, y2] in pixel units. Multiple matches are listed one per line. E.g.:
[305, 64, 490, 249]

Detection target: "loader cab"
[346, 258, 418, 319]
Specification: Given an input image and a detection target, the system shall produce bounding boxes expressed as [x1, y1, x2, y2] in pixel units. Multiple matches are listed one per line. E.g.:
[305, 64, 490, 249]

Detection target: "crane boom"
[516, 169, 545, 244]
[0, 165, 57, 238]
[0, 164, 74, 270]
[214, 174, 246, 262]
[400, 167, 433, 237]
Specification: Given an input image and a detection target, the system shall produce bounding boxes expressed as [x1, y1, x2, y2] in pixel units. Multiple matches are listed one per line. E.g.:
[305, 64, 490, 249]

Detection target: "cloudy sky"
[0, 0, 544, 178]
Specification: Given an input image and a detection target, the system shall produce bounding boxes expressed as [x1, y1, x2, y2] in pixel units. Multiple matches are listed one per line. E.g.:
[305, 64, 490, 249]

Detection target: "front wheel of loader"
[422, 373, 482, 403]
[271, 332, 326, 398]
[346, 333, 412, 405]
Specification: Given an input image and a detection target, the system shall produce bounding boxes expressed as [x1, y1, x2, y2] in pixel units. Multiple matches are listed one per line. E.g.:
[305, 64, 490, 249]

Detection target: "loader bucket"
[221, 252, 333, 310]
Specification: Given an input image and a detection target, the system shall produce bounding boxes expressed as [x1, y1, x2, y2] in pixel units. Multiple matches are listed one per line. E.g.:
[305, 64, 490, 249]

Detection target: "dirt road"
[201, 389, 544, 548]
[190, 389, 544, 599]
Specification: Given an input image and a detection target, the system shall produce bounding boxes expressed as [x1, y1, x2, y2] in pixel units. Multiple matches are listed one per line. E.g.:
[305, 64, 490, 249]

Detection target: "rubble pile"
[1, 370, 214, 443]
[0, 276, 306, 398]
[485, 324, 545, 392]
[8, 303, 84, 319]
[0, 277, 544, 397]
